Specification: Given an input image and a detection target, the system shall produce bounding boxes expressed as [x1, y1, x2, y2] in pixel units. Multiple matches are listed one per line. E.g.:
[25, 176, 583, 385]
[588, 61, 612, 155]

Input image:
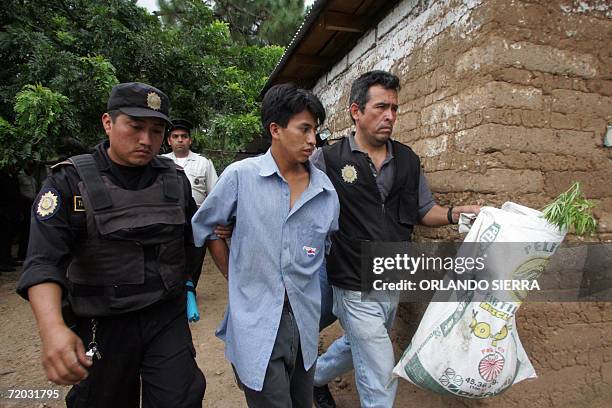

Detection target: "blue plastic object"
[186, 280, 200, 322]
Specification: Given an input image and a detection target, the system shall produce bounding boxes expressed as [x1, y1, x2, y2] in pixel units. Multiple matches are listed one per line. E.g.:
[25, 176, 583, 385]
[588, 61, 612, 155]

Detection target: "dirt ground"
[0, 257, 389, 408]
[3, 257, 612, 408]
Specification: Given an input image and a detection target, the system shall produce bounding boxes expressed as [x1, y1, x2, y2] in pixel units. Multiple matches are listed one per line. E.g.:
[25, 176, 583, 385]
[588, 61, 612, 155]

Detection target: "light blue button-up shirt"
[192, 149, 339, 391]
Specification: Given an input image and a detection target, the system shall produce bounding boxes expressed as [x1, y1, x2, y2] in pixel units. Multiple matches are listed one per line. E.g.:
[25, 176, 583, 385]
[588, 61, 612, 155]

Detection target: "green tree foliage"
[208, 0, 305, 46]
[0, 0, 285, 169]
[12, 84, 71, 163]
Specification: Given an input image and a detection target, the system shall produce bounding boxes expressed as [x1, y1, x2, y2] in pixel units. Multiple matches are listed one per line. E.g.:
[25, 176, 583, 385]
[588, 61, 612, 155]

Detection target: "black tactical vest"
[65, 154, 186, 316]
[322, 137, 421, 290]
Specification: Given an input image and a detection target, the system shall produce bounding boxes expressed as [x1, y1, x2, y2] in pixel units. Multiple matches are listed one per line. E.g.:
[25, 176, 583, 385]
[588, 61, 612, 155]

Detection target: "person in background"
[163, 119, 218, 209]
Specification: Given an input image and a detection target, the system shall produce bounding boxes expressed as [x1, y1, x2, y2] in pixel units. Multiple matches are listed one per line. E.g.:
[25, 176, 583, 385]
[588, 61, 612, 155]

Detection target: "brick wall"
[312, 0, 611, 406]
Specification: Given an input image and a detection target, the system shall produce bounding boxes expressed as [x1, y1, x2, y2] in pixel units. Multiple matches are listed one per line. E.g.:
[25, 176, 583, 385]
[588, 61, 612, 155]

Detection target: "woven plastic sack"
[392, 202, 566, 398]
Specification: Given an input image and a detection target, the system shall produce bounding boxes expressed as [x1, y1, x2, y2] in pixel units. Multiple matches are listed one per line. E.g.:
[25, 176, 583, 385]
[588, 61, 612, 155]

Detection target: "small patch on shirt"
[341, 164, 357, 183]
[303, 246, 317, 257]
[36, 189, 60, 220]
[73, 195, 85, 212]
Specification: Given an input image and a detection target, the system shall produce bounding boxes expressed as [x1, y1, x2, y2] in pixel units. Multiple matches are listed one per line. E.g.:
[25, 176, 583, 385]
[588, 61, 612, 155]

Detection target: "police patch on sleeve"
[36, 189, 60, 220]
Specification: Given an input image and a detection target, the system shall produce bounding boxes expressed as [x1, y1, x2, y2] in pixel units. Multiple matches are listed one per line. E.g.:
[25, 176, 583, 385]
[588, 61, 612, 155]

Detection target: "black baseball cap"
[107, 82, 171, 125]
[169, 119, 194, 133]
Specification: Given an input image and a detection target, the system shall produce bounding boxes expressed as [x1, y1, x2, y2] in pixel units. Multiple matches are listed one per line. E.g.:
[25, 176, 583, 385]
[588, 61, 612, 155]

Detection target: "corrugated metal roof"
[261, 0, 400, 96]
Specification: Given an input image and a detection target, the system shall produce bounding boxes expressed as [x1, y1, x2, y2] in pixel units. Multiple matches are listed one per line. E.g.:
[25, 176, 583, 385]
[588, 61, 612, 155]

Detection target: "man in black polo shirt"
[311, 71, 480, 407]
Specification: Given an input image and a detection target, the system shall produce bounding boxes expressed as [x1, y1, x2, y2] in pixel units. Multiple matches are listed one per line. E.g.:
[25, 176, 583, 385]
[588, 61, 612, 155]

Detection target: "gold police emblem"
[147, 92, 162, 110]
[37, 191, 59, 218]
[341, 164, 358, 183]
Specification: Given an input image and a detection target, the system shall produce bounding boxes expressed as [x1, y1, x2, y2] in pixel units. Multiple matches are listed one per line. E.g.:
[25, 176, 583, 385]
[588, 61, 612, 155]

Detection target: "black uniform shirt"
[310, 133, 436, 219]
[16, 141, 197, 300]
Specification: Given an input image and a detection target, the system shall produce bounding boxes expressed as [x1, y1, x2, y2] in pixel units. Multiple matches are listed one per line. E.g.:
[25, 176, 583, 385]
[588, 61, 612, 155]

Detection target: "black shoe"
[313, 384, 336, 408]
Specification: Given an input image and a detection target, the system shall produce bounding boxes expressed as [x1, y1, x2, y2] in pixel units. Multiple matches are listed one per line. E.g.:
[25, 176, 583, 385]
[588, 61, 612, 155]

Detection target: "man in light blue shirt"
[192, 84, 339, 407]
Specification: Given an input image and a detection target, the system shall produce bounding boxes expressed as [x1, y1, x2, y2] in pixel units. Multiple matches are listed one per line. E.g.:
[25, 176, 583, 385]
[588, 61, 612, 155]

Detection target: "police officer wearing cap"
[163, 120, 218, 300]
[17, 82, 206, 407]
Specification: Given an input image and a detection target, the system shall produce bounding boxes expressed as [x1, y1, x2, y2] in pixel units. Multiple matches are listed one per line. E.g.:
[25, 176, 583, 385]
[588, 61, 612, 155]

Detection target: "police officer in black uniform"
[17, 82, 206, 408]
[310, 71, 481, 408]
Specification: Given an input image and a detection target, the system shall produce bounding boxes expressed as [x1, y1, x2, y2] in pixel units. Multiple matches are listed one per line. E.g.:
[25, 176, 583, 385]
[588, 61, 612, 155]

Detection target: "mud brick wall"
[312, 0, 612, 406]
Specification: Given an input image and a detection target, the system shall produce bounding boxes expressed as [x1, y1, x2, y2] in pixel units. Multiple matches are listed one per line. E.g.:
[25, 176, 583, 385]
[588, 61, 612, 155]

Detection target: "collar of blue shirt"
[258, 149, 335, 193]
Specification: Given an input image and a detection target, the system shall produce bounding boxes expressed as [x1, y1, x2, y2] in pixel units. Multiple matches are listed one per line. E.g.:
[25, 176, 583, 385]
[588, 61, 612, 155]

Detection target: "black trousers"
[66, 296, 205, 408]
[235, 302, 315, 408]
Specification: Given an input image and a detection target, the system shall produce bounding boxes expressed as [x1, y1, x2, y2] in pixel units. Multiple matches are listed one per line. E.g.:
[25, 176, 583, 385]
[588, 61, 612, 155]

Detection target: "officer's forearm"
[420, 204, 449, 227]
[421, 204, 481, 227]
[207, 239, 229, 280]
[28, 282, 66, 332]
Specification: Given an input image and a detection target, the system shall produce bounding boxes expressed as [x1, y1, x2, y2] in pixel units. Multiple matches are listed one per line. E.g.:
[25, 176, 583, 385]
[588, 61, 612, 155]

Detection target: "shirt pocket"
[295, 226, 327, 269]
